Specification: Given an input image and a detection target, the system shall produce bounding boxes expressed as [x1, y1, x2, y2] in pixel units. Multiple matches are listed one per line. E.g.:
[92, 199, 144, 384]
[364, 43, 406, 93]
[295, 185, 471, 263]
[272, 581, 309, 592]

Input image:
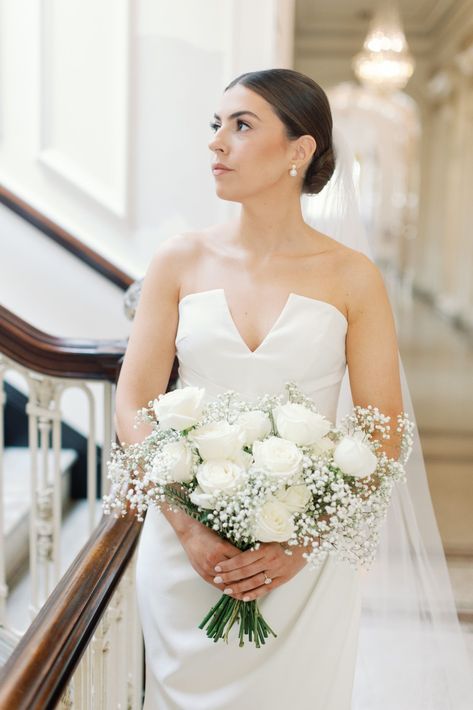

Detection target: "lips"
[212, 163, 233, 172]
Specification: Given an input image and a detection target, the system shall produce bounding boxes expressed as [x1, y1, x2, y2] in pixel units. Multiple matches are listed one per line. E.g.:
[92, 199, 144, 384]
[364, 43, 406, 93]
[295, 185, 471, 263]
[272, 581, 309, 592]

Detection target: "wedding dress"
[133, 124, 473, 709]
[135, 287, 363, 710]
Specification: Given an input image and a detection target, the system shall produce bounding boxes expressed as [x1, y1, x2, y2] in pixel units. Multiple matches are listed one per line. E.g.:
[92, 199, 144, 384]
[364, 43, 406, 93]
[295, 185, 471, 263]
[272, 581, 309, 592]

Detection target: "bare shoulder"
[335, 247, 391, 323]
[143, 230, 207, 297]
[306, 229, 385, 302]
[337, 245, 383, 284]
[148, 230, 205, 267]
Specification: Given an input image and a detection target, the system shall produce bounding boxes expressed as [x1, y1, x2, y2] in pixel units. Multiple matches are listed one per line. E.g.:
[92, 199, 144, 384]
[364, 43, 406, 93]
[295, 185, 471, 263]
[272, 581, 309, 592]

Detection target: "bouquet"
[102, 381, 414, 648]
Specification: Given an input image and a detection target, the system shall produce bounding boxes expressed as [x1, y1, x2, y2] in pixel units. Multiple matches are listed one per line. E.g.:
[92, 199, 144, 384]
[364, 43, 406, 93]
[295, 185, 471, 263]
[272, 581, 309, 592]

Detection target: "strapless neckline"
[178, 288, 348, 356]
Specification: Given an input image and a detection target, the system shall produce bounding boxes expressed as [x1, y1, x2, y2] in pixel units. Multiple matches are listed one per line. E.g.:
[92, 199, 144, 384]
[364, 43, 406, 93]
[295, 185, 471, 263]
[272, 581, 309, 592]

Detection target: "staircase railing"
[0, 304, 127, 625]
[0, 511, 143, 709]
[0, 185, 178, 706]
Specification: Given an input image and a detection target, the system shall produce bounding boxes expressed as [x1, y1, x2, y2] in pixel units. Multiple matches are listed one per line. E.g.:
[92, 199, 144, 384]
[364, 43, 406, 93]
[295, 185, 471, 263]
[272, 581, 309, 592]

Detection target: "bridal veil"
[301, 123, 473, 709]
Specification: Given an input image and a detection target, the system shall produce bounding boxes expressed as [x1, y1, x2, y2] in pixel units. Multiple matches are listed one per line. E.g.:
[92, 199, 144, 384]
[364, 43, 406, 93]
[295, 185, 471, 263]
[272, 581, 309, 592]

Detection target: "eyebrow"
[213, 110, 261, 121]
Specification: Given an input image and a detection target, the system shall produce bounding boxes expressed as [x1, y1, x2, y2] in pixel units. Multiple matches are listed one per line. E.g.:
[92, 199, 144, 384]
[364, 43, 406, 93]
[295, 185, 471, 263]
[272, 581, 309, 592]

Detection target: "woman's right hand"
[177, 521, 242, 592]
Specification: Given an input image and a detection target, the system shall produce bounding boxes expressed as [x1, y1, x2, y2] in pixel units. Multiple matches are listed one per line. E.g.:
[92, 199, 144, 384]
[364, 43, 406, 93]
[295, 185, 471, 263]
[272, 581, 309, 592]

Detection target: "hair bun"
[224, 69, 336, 197]
[302, 144, 335, 195]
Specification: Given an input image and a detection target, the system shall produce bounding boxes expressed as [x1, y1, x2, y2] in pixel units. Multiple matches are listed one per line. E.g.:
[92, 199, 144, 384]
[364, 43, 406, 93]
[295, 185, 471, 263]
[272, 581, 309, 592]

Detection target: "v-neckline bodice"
[178, 288, 348, 356]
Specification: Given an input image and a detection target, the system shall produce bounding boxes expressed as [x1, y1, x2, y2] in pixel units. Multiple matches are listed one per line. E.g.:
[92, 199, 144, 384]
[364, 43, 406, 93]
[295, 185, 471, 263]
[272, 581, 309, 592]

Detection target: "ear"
[290, 135, 317, 166]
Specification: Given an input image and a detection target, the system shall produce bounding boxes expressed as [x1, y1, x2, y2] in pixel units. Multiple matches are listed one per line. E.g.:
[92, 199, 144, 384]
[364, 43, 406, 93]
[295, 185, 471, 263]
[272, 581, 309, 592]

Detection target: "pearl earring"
[289, 164, 297, 177]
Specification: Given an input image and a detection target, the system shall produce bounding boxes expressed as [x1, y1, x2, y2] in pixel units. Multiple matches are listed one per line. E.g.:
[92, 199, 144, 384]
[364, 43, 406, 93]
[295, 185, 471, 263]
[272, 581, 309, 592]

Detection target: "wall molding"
[36, 0, 132, 221]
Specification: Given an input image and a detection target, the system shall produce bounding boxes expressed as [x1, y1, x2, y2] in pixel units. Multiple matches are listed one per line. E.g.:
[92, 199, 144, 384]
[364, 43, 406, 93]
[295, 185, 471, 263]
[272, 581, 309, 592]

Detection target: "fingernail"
[214, 565, 222, 572]
[223, 588, 233, 594]
[243, 596, 250, 602]
[213, 576, 223, 584]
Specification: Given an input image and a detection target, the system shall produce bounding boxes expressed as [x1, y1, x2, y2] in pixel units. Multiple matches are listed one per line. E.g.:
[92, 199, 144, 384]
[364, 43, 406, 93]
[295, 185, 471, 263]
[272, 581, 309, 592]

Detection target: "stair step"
[0, 625, 20, 666]
[2, 447, 78, 582]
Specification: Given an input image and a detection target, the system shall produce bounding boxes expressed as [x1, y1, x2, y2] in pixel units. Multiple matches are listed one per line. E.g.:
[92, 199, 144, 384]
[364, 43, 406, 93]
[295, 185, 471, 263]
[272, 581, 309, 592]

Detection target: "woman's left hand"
[211, 542, 310, 602]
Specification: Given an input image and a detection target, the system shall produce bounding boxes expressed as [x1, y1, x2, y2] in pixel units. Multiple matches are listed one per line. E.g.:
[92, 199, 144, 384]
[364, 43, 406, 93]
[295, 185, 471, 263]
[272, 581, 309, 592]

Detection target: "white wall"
[0, 202, 131, 444]
[0, 0, 296, 279]
[0, 0, 296, 443]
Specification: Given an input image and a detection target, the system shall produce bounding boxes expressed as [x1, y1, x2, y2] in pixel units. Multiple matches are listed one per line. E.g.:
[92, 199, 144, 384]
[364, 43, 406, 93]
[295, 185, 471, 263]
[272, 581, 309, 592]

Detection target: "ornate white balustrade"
[0, 343, 145, 708]
[0, 353, 111, 624]
[56, 558, 143, 710]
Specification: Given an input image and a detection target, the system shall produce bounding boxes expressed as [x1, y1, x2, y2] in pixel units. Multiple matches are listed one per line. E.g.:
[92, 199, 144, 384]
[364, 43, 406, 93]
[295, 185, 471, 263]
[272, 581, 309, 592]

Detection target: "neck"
[230, 190, 314, 256]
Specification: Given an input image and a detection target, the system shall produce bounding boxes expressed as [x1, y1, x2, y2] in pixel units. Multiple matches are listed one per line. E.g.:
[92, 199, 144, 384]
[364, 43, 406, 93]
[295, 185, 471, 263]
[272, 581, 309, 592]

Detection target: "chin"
[213, 186, 246, 203]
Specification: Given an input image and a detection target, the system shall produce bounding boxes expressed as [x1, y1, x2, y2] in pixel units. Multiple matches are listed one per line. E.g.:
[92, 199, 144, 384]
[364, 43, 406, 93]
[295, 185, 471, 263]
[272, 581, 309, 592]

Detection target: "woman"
[114, 69, 472, 709]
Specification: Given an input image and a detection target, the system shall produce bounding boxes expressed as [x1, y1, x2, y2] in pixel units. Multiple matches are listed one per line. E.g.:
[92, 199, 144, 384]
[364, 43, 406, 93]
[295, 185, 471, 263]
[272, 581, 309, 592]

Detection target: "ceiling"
[296, 0, 463, 38]
[295, 0, 470, 57]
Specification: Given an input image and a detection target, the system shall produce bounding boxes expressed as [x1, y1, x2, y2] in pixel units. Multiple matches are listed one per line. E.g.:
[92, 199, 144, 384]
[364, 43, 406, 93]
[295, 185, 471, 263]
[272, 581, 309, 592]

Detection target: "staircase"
[3, 447, 78, 583]
[0, 447, 79, 665]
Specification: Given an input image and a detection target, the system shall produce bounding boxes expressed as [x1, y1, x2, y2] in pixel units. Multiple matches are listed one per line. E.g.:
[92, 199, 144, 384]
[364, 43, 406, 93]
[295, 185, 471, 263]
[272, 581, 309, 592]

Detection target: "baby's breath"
[103, 381, 414, 575]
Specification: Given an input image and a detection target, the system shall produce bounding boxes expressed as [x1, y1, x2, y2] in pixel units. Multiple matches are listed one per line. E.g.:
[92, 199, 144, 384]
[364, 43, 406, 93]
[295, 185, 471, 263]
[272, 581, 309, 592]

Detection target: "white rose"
[189, 421, 243, 461]
[275, 484, 311, 513]
[333, 432, 378, 477]
[159, 440, 194, 483]
[232, 448, 254, 469]
[273, 402, 332, 446]
[252, 436, 303, 481]
[253, 498, 295, 542]
[153, 386, 205, 431]
[236, 410, 272, 446]
[310, 436, 336, 456]
[196, 459, 246, 495]
[189, 485, 215, 509]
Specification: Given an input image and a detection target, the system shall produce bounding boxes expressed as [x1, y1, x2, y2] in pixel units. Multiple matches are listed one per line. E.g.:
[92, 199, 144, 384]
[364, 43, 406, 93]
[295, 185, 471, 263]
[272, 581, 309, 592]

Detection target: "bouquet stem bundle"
[199, 593, 277, 647]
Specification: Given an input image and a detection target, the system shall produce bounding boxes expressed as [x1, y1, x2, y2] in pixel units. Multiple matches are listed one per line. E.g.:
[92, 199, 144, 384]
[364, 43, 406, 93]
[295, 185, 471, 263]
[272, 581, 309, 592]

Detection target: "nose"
[208, 127, 227, 154]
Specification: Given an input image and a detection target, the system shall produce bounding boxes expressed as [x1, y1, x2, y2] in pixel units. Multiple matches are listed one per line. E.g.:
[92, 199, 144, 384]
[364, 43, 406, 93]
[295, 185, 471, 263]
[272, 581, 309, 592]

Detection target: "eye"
[236, 119, 250, 131]
[209, 119, 250, 132]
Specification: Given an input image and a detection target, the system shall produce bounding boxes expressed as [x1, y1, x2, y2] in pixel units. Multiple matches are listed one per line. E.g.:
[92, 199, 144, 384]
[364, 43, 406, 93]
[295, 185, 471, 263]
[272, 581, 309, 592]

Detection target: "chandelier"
[352, 1, 415, 92]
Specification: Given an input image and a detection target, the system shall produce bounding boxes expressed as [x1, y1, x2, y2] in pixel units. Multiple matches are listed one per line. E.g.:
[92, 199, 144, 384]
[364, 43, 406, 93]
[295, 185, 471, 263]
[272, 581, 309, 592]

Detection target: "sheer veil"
[301, 124, 473, 709]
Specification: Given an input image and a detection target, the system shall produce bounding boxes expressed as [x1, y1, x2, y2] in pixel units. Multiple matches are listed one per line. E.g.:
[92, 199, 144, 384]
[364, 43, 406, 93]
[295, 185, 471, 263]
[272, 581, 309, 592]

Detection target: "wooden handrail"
[0, 303, 127, 381]
[0, 188, 180, 706]
[0, 188, 180, 382]
[0, 184, 133, 290]
[0, 512, 143, 709]
[0, 302, 180, 383]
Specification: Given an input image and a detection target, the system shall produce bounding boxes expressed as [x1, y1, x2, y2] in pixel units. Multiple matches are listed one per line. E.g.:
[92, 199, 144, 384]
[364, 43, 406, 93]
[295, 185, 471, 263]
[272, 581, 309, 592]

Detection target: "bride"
[114, 69, 473, 709]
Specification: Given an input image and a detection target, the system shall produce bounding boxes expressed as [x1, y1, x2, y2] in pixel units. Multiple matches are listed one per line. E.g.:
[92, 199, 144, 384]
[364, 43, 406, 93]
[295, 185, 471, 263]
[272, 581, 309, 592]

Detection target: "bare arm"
[344, 251, 404, 460]
[114, 234, 200, 538]
[113, 234, 241, 586]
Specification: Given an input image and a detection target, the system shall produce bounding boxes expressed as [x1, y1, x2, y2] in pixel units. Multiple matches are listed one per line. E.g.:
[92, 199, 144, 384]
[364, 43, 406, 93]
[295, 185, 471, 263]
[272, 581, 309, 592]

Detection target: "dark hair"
[225, 68, 335, 195]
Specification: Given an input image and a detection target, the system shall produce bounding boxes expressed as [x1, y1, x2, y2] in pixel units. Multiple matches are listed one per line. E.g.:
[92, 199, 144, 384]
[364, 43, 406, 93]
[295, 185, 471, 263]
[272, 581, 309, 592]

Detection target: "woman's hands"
[177, 521, 243, 591]
[211, 542, 310, 602]
[167, 501, 314, 600]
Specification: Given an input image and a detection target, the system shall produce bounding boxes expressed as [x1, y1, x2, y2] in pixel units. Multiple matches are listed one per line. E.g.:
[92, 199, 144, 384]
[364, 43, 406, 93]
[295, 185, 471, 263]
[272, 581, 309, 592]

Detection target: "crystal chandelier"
[352, 1, 415, 92]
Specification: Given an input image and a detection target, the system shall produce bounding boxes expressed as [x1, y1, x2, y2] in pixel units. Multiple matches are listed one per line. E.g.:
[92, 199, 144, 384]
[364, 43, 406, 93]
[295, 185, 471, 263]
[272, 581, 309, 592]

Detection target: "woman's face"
[208, 84, 304, 203]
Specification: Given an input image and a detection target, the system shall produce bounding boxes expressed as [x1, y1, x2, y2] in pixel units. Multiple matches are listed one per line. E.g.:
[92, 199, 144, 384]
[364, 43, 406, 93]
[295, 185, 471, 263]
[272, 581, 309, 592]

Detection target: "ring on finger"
[263, 571, 272, 585]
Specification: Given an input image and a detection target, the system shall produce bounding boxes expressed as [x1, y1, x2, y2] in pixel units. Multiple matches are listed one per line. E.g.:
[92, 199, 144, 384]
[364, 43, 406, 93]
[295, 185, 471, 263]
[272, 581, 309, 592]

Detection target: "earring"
[289, 164, 298, 177]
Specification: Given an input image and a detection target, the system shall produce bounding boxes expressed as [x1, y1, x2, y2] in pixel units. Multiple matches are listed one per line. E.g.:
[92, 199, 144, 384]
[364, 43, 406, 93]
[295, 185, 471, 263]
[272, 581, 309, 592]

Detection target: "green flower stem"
[206, 597, 233, 636]
[213, 598, 237, 639]
[199, 595, 278, 648]
[244, 603, 249, 636]
[209, 597, 236, 639]
[198, 594, 228, 629]
[248, 604, 253, 643]
[224, 600, 242, 644]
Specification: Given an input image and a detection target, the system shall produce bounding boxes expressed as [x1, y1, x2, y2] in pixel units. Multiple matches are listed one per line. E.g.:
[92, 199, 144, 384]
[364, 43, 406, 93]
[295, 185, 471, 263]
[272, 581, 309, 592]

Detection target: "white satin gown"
[135, 288, 362, 709]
